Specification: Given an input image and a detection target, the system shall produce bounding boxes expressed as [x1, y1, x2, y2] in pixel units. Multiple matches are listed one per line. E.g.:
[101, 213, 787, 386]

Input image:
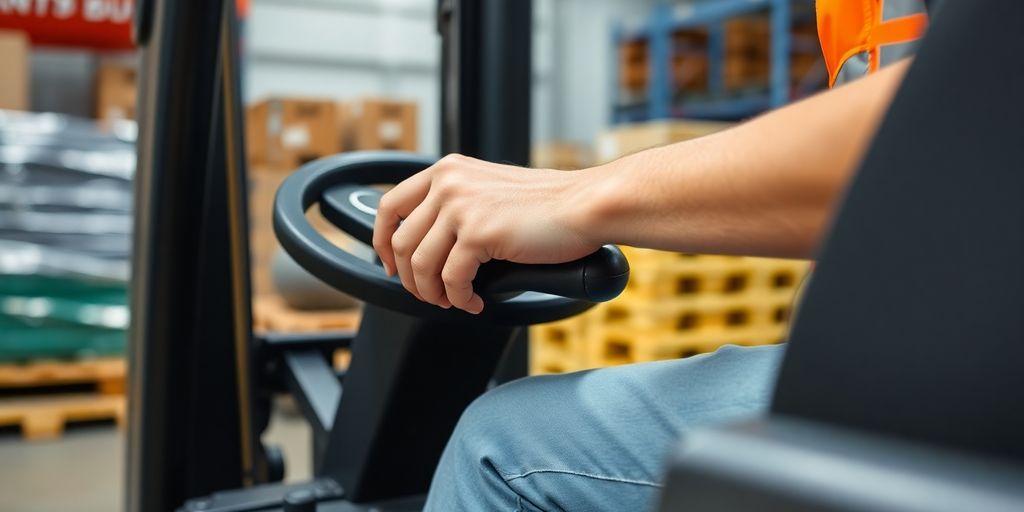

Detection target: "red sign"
[0, 0, 134, 50]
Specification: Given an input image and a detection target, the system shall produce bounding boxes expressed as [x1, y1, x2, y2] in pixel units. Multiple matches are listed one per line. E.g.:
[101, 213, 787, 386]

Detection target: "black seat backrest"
[772, 0, 1024, 463]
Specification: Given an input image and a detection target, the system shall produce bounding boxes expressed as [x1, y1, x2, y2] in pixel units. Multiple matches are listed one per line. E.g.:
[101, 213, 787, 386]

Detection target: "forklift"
[127, 0, 1024, 511]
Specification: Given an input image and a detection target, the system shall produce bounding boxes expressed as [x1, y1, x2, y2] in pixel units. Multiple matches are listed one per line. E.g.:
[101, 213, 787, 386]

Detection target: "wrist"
[564, 159, 634, 246]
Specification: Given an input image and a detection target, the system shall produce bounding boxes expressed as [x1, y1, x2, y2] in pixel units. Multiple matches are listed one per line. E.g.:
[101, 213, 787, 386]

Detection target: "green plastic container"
[0, 274, 127, 362]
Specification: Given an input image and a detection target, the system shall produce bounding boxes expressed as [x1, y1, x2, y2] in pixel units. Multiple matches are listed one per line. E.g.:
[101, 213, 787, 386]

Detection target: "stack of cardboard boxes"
[246, 97, 418, 171]
[245, 96, 419, 298]
[0, 28, 137, 120]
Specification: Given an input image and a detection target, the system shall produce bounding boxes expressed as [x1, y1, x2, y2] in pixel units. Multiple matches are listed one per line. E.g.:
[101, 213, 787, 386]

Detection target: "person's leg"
[424, 343, 785, 512]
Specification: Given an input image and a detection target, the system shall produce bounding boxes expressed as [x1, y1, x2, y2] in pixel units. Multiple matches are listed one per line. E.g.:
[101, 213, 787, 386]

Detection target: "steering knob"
[474, 246, 629, 302]
[319, 185, 629, 302]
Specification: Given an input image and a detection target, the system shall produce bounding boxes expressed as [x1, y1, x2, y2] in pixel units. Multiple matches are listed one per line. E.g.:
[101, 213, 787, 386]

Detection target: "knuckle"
[467, 227, 496, 248]
[410, 253, 432, 273]
[434, 175, 463, 198]
[442, 153, 467, 164]
[377, 194, 394, 214]
[441, 269, 458, 286]
[442, 268, 470, 289]
[391, 235, 412, 257]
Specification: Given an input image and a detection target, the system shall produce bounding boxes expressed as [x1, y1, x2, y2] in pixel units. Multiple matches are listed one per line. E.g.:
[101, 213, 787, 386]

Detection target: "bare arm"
[575, 59, 909, 258]
[373, 60, 909, 313]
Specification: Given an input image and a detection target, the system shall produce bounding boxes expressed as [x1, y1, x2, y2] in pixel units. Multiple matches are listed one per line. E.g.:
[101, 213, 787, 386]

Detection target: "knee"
[448, 377, 538, 456]
[427, 378, 551, 510]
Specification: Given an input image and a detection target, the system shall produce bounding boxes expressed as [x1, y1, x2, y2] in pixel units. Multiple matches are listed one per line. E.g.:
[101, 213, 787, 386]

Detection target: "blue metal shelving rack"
[613, 0, 817, 123]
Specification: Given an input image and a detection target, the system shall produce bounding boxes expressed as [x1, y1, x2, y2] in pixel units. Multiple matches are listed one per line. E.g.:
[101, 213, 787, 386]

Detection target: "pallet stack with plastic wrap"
[530, 247, 810, 374]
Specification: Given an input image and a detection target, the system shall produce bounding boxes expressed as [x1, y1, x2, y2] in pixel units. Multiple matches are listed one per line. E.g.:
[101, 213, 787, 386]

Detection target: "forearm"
[573, 60, 909, 259]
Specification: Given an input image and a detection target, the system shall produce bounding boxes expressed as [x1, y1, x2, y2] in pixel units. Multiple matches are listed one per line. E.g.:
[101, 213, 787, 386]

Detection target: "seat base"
[179, 478, 424, 512]
[659, 416, 1024, 512]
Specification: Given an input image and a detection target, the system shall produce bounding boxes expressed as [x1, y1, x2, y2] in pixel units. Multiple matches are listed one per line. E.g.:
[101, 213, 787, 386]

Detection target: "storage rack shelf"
[613, 0, 821, 123]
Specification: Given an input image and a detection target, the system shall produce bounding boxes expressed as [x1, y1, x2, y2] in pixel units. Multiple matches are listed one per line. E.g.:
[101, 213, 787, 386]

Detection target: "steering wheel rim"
[273, 151, 601, 325]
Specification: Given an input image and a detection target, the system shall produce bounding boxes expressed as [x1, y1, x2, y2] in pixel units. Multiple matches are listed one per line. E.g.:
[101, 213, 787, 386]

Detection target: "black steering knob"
[319, 185, 629, 303]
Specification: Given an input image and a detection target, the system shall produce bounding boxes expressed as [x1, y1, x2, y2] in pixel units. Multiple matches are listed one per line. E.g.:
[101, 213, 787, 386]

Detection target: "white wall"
[546, 0, 655, 144]
[244, 0, 655, 152]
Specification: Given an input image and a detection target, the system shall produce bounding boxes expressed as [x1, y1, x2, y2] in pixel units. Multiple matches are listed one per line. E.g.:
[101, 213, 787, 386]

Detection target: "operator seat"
[658, 0, 1024, 510]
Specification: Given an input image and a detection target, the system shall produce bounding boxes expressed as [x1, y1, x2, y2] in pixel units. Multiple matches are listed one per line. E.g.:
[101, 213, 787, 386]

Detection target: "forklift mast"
[127, 1, 532, 511]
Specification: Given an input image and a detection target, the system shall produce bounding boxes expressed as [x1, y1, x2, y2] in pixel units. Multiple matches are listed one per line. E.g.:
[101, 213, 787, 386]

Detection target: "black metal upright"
[438, 0, 533, 382]
[439, 0, 532, 162]
[127, 1, 259, 511]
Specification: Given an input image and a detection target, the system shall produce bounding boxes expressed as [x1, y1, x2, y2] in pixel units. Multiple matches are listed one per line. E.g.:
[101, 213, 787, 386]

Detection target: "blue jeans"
[424, 344, 785, 511]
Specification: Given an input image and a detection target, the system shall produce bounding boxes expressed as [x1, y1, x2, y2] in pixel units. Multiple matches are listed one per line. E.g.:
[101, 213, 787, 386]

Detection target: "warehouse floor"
[0, 406, 312, 512]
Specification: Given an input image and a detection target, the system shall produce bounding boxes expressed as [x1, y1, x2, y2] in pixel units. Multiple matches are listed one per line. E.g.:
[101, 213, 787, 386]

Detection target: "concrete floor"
[0, 408, 313, 512]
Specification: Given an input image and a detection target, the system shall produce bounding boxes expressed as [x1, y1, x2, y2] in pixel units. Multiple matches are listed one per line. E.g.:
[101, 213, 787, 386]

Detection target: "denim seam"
[502, 468, 662, 488]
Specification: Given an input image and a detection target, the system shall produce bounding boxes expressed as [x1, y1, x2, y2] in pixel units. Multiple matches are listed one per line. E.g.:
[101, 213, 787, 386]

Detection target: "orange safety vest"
[816, 0, 929, 87]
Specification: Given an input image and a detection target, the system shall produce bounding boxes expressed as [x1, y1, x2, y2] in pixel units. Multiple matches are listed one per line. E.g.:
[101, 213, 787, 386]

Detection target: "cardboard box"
[618, 40, 648, 92]
[247, 98, 341, 170]
[672, 52, 708, 93]
[248, 167, 349, 297]
[725, 18, 771, 54]
[0, 30, 29, 111]
[95, 61, 137, 120]
[595, 120, 734, 164]
[248, 168, 290, 296]
[349, 98, 418, 152]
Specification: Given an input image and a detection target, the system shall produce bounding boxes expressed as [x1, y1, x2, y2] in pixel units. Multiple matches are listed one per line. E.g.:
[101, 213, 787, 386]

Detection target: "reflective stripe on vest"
[817, 0, 929, 87]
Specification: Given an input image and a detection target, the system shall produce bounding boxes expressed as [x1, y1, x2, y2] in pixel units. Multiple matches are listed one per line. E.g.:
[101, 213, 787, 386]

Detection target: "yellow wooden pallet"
[253, 295, 362, 333]
[530, 317, 590, 375]
[0, 393, 126, 441]
[587, 292, 797, 335]
[0, 358, 125, 395]
[621, 255, 809, 300]
[529, 251, 809, 374]
[582, 325, 789, 367]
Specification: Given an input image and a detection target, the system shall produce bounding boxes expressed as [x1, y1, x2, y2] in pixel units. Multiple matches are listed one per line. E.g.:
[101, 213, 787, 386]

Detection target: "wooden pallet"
[253, 294, 361, 333]
[0, 358, 125, 395]
[0, 393, 126, 440]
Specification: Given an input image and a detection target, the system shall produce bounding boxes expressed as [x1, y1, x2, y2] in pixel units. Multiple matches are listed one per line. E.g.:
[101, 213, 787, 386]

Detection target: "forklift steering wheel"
[273, 152, 630, 325]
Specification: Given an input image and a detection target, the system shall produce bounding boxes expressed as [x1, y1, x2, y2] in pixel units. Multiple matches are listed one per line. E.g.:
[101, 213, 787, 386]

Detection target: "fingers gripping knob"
[274, 152, 631, 325]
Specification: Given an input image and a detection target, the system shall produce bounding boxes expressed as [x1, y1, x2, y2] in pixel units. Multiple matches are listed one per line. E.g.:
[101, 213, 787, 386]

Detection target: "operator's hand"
[372, 154, 600, 314]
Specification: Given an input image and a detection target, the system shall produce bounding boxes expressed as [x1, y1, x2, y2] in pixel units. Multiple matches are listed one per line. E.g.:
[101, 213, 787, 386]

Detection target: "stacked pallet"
[252, 295, 361, 333]
[530, 248, 810, 375]
[253, 295, 360, 371]
[0, 358, 126, 440]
